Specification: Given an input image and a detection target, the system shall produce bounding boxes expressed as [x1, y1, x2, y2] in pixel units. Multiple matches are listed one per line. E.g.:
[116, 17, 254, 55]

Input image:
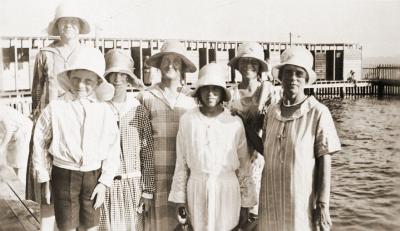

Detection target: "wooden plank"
[0, 165, 40, 230]
[0, 184, 31, 231]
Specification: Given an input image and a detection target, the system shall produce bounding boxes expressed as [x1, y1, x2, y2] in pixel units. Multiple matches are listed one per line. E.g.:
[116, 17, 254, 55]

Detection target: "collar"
[146, 83, 186, 109]
[62, 91, 99, 103]
[40, 41, 83, 54]
[271, 95, 318, 121]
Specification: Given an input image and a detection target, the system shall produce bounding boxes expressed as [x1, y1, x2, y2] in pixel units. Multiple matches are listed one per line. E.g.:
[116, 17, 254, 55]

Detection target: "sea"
[322, 96, 400, 231]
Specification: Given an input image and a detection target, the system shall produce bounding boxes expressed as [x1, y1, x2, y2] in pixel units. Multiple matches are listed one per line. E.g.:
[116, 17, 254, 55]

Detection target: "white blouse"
[169, 108, 256, 207]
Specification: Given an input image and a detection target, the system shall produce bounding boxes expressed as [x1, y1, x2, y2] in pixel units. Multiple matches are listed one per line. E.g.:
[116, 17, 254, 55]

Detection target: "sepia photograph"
[0, 0, 399, 230]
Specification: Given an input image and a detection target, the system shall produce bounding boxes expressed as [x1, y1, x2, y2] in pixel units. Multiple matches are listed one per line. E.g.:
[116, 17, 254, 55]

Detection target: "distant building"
[0, 36, 362, 91]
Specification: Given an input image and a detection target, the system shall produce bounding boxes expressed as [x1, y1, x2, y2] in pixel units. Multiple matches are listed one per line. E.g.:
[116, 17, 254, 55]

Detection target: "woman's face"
[198, 85, 224, 108]
[68, 70, 99, 98]
[57, 17, 81, 39]
[108, 72, 128, 90]
[281, 64, 308, 98]
[160, 54, 183, 80]
[238, 58, 260, 80]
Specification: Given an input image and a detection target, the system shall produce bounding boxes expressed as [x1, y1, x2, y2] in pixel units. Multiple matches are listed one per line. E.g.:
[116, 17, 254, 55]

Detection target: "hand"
[41, 181, 51, 204]
[175, 203, 188, 223]
[238, 207, 250, 228]
[138, 197, 153, 213]
[314, 202, 332, 231]
[91, 183, 107, 209]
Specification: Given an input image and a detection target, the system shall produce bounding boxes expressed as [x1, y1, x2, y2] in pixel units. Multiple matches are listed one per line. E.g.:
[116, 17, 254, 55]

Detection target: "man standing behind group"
[137, 40, 197, 231]
[26, 2, 92, 230]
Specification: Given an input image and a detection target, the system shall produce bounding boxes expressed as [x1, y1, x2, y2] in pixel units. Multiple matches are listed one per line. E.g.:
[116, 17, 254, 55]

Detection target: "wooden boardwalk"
[0, 164, 39, 231]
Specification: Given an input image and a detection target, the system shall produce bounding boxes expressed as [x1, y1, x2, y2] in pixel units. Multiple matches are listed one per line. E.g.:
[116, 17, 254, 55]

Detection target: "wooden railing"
[363, 64, 400, 81]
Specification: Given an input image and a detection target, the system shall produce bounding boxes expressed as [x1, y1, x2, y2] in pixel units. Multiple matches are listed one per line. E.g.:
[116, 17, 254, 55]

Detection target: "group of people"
[0, 2, 342, 231]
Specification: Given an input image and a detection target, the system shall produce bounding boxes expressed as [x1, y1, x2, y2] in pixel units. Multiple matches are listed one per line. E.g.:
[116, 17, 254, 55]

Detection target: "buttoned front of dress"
[259, 96, 341, 231]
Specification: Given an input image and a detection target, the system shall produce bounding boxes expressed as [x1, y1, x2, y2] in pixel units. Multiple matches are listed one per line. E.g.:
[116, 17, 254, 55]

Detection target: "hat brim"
[47, 17, 91, 36]
[58, 68, 114, 101]
[191, 85, 231, 102]
[104, 68, 145, 89]
[228, 56, 269, 72]
[272, 64, 317, 85]
[146, 52, 197, 73]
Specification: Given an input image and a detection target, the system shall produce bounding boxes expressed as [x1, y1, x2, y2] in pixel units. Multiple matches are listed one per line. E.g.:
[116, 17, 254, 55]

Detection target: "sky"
[1, 0, 399, 58]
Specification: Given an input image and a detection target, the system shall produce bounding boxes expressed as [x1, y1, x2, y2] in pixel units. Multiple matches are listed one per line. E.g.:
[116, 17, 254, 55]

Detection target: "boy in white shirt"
[32, 47, 120, 231]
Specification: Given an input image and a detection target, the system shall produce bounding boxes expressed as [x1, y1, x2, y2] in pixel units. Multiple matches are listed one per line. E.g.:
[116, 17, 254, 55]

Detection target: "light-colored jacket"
[32, 92, 120, 187]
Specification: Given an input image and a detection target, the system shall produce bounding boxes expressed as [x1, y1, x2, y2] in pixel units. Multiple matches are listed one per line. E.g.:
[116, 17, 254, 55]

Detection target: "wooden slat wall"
[315, 52, 327, 80]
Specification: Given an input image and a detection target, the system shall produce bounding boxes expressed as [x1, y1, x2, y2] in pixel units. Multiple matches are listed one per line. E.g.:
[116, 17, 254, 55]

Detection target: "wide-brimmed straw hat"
[104, 49, 145, 89]
[47, 2, 91, 36]
[146, 40, 197, 73]
[192, 63, 231, 102]
[272, 46, 317, 85]
[57, 47, 114, 101]
[228, 42, 269, 72]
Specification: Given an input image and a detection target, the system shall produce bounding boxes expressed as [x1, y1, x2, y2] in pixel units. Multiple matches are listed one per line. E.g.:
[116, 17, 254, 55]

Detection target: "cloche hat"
[272, 46, 317, 85]
[146, 40, 197, 73]
[104, 49, 145, 89]
[57, 47, 114, 101]
[47, 2, 91, 36]
[192, 63, 231, 102]
[228, 42, 269, 72]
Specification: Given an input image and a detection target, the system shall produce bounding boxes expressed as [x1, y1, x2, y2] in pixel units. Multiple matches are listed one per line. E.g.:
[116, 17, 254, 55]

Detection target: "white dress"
[168, 108, 257, 231]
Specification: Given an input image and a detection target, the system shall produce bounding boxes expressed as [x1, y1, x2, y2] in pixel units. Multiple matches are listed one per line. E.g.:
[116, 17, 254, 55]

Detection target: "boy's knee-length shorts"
[51, 166, 101, 230]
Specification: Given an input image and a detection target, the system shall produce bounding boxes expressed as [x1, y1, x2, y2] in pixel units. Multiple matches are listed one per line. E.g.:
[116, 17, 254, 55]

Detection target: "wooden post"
[13, 38, 18, 92]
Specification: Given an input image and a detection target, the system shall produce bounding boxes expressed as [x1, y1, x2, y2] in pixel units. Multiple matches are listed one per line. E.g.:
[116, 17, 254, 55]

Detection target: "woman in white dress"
[169, 63, 256, 231]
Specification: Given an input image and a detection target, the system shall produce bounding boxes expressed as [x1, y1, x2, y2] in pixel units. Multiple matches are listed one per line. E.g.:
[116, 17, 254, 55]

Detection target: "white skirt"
[187, 171, 241, 231]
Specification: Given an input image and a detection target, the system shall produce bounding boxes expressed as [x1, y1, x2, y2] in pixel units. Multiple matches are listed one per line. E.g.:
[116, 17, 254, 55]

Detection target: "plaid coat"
[137, 84, 196, 231]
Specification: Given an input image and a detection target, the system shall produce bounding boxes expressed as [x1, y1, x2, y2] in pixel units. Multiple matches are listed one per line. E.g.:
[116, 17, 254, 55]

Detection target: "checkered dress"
[99, 97, 155, 231]
[137, 85, 196, 231]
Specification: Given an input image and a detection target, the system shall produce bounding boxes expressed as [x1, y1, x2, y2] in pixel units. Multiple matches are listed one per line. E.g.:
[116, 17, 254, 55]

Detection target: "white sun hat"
[192, 63, 231, 102]
[104, 49, 145, 89]
[57, 47, 114, 101]
[228, 42, 269, 72]
[47, 2, 91, 36]
[146, 40, 197, 73]
[272, 46, 317, 85]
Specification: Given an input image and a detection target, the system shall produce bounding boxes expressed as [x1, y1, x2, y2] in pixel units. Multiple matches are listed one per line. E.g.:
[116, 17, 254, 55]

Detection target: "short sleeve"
[315, 107, 341, 157]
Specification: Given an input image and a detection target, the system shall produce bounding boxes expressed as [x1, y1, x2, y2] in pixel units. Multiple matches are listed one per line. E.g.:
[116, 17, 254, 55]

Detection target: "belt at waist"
[53, 157, 102, 172]
[114, 171, 141, 180]
[190, 170, 236, 181]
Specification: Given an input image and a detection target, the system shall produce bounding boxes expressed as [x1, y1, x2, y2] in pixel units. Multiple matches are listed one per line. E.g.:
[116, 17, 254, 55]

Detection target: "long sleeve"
[236, 121, 257, 208]
[32, 105, 53, 183]
[168, 121, 189, 203]
[98, 112, 121, 187]
[138, 106, 155, 197]
[31, 52, 47, 119]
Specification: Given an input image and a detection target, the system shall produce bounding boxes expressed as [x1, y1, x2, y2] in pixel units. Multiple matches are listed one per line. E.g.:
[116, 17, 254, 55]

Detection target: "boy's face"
[68, 70, 99, 98]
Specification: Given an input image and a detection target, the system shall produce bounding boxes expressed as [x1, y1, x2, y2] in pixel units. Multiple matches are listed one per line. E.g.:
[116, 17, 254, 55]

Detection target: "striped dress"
[258, 96, 341, 231]
[137, 84, 196, 231]
[99, 96, 155, 231]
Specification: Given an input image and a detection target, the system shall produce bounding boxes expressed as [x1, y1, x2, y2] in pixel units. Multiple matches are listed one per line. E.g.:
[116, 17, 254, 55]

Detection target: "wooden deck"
[0, 164, 39, 231]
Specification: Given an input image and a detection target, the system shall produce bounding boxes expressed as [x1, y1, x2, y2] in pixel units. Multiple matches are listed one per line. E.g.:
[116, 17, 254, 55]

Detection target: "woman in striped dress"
[26, 2, 91, 230]
[99, 50, 152, 231]
[258, 47, 341, 231]
[137, 40, 197, 231]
